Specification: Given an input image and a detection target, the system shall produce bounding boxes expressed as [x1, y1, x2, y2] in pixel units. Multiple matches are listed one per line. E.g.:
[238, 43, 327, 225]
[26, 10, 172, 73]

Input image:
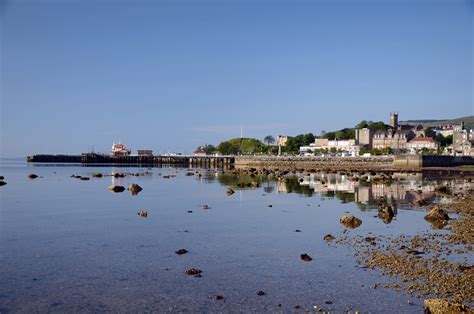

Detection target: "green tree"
[264, 135, 275, 145]
[285, 133, 315, 154]
[424, 127, 436, 138]
[216, 138, 265, 155]
[356, 120, 369, 129]
[435, 134, 453, 147]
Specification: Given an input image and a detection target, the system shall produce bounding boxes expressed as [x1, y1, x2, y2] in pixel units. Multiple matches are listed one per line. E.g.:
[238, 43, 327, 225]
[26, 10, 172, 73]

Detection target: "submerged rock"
[175, 249, 188, 255]
[108, 185, 125, 193]
[128, 183, 143, 195]
[340, 215, 362, 229]
[300, 253, 312, 262]
[423, 298, 471, 313]
[323, 234, 335, 241]
[28, 174, 38, 179]
[185, 268, 202, 277]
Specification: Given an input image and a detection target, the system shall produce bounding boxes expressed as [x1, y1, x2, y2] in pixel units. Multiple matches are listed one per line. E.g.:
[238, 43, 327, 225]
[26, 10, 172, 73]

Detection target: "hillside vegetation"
[400, 115, 474, 130]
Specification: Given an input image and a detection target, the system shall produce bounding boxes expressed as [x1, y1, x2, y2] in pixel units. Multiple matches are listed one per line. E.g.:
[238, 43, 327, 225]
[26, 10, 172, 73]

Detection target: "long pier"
[27, 153, 235, 167]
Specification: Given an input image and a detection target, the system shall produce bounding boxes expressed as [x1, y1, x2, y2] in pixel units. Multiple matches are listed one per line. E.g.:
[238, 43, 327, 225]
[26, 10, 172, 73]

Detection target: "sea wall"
[234, 156, 394, 170]
[393, 155, 474, 168]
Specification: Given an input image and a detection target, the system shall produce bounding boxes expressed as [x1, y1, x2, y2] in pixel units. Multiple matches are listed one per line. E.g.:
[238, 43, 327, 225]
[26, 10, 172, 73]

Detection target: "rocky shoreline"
[335, 193, 474, 312]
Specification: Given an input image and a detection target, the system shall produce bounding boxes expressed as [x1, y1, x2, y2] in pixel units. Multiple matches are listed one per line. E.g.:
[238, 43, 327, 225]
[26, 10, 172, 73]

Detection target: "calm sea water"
[0, 160, 470, 313]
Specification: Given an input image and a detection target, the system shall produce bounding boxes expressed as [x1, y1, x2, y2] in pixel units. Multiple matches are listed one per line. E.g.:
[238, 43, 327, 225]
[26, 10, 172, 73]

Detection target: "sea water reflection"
[202, 170, 472, 211]
[1, 162, 471, 312]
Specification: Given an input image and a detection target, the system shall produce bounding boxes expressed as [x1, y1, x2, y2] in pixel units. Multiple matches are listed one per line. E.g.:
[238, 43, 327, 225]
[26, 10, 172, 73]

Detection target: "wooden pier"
[27, 153, 234, 167]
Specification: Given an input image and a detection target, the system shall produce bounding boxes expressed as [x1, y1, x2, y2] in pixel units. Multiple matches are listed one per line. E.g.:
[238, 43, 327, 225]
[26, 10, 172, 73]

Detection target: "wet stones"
[113, 173, 125, 178]
[324, 234, 335, 241]
[108, 185, 125, 193]
[175, 249, 188, 255]
[340, 215, 362, 229]
[128, 183, 143, 195]
[0, 181, 6, 186]
[137, 210, 148, 218]
[28, 174, 38, 179]
[80, 177, 90, 181]
[226, 187, 235, 196]
[424, 205, 449, 222]
[185, 268, 202, 277]
[0, 176, 3, 180]
[92, 173, 103, 178]
[300, 253, 312, 262]
[434, 185, 448, 193]
[378, 205, 394, 224]
[71, 175, 82, 179]
[423, 298, 471, 313]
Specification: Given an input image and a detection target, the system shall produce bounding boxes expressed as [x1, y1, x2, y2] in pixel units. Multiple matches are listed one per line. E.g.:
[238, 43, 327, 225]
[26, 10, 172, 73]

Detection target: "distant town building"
[355, 128, 375, 149]
[112, 142, 131, 156]
[194, 146, 208, 156]
[451, 122, 474, 156]
[373, 129, 415, 150]
[406, 137, 439, 154]
[137, 150, 153, 156]
[433, 124, 454, 137]
[390, 112, 398, 129]
[276, 135, 289, 147]
[300, 139, 361, 156]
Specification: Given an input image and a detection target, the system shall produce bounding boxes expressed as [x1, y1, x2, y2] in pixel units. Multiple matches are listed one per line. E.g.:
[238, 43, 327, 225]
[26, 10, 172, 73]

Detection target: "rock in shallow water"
[128, 183, 143, 195]
[185, 268, 202, 277]
[340, 215, 362, 229]
[28, 174, 38, 179]
[323, 234, 335, 241]
[108, 185, 125, 193]
[424, 205, 449, 222]
[175, 249, 188, 255]
[300, 253, 312, 262]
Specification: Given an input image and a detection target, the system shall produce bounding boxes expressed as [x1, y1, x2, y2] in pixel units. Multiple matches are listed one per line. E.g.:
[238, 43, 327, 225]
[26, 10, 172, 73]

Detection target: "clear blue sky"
[1, 0, 472, 157]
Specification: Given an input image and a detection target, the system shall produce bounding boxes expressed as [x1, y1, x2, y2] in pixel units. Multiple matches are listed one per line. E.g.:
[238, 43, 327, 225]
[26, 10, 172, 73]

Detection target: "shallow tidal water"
[0, 160, 469, 313]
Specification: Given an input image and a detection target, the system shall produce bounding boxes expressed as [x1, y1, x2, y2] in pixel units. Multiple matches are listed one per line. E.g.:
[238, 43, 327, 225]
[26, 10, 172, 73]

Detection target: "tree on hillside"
[424, 127, 436, 138]
[285, 133, 315, 154]
[356, 120, 391, 131]
[435, 134, 453, 147]
[264, 135, 275, 145]
[216, 138, 265, 155]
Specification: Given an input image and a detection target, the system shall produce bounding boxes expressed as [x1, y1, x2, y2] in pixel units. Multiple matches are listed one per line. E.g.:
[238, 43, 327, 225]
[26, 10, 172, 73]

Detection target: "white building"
[406, 137, 439, 154]
[300, 139, 361, 156]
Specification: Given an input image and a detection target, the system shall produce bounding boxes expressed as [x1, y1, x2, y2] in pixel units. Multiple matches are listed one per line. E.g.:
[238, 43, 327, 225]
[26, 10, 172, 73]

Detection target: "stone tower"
[390, 112, 398, 129]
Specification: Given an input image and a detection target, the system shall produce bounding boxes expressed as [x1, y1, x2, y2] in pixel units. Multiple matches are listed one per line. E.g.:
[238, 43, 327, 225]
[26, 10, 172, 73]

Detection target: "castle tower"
[390, 112, 398, 129]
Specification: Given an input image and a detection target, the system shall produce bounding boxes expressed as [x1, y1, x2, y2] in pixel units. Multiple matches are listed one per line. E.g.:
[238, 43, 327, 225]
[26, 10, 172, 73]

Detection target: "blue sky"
[1, 0, 472, 156]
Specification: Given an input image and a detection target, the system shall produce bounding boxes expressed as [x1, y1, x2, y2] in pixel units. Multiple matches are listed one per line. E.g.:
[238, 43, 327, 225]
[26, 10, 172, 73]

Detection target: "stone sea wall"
[235, 156, 394, 170]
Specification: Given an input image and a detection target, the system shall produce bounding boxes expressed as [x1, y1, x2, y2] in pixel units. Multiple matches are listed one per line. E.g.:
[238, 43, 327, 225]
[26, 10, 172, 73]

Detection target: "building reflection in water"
[210, 170, 472, 211]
